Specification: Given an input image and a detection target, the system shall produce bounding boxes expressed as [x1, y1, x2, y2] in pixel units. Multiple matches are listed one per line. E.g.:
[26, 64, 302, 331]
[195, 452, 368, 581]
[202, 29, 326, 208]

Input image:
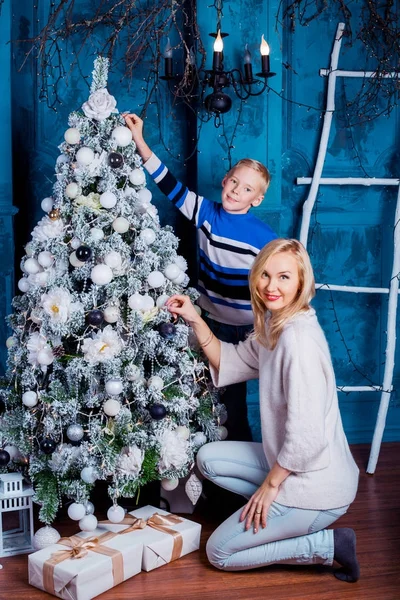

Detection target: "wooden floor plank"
[0, 443, 399, 600]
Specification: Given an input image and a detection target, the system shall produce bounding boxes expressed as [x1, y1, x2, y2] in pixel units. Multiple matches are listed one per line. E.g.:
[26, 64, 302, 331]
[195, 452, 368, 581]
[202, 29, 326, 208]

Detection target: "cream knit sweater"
[210, 308, 359, 510]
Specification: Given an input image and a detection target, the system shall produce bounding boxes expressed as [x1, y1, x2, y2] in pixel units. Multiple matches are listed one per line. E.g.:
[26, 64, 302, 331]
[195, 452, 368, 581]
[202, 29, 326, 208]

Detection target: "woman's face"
[256, 251, 300, 312]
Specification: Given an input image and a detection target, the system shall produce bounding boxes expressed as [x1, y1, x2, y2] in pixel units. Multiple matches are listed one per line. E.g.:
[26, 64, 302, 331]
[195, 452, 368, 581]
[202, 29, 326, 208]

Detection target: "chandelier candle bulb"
[260, 35, 270, 74]
[163, 38, 173, 78]
[212, 30, 223, 71]
[244, 45, 253, 82]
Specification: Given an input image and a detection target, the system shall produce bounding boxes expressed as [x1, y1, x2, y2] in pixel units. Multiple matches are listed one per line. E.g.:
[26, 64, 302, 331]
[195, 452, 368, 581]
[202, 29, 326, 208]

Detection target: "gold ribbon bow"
[43, 531, 124, 596]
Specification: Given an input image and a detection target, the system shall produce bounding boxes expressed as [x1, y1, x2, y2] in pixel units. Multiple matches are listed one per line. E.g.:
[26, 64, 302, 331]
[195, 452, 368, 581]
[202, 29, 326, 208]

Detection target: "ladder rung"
[297, 177, 399, 186]
[316, 283, 399, 294]
[320, 69, 400, 79]
[338, 386, 392, 393]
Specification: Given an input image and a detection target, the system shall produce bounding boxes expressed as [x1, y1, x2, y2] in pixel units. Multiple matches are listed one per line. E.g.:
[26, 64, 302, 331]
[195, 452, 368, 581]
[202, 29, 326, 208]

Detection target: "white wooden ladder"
[296, 22, 400, 474]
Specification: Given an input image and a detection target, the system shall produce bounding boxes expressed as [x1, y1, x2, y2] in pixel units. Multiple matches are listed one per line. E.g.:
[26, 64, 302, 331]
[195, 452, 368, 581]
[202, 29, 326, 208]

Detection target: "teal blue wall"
[2, 0, 400, 444]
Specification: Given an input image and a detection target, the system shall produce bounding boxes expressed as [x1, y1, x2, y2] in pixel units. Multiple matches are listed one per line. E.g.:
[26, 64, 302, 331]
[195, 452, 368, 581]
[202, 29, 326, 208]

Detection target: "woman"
[166, 239, 360, 582]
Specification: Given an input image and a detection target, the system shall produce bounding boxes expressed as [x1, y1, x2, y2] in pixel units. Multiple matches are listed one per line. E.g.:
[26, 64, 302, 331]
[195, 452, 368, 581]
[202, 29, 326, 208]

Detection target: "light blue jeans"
[196, 441, 349, 571]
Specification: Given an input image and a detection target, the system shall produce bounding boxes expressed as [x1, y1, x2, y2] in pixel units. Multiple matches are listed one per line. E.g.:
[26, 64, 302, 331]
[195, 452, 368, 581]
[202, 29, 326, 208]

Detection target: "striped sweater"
[143, 153, 277, 326]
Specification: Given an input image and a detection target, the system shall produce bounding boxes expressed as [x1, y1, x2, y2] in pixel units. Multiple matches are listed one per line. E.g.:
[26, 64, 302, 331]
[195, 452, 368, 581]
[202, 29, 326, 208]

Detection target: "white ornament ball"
[67, 424, 84, 442]
[172, 271, 186, 285]
[175, 426, 190, 440]
[37, 348, 54, 366]
[142, 294, 155, 310]
[65, 182, 81, 199]
[164, 264, 181, 280]
[192, 432, 207, 447]
[138, 188, 152, 203]
[128, 293, 146, 311]
[71, 237, 81, 250]
[90, 227, 104, 242]
[147, 375, 164, 391]
[32, 271, 49, 287]
[104, 251, 122, 269]
[69, 252, 85, 268]
[33, 526, 61, 550]
[103, 399, 121, 417]
[139, 228, 156, 245]
[174, 255, 188, 272]
[100, 191, 117, 209]
[56, 153, 68, 165]
[64, 128, 81, 145]
[194, 305, 202, 316]
[91, 264, 113, 285]
[105, 379, 123, 396]
[6, 336, 16, 349]
[126, 364, 141, 381]
[147, 271, 165, 288]
[18, 278, 31, 292]
[80, 466, 98, 484]
[67, 502, 86, 521]
[41, 197, 54, 212]
[30, 310, 43, 325]
[112, 217, 130, 234]
[37, 251, 54, 268]
[107, 504, 125, 523]
[161, 478, 179, 492]
[216, 425, 228, 441]
[76, 147, 95, 166]
[84, 500, 95, 515]
[104, 306, 120, 323]
[123, 186, 135, 198]
[4, 445, 20, 460]
[112, 125, 132, 147]
[25, 242, 34, 257]
[156, 294, 170, 308]
[129, 168, 146, 186]
[79, 514, 98, 532]
[22, 391, 38, 408]
[24, 258, 41, 275]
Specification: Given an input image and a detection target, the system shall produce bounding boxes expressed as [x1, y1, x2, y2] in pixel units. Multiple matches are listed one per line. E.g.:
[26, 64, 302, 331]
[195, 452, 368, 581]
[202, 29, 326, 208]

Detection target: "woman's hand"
[122, 113, 151, 161]
[240, 479, 280, 533]
[165, 295, 200, 325]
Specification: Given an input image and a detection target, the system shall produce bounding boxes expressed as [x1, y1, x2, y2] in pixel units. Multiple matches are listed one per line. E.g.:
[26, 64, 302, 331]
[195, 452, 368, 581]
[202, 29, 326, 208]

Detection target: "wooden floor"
[0, 443, 399, 600]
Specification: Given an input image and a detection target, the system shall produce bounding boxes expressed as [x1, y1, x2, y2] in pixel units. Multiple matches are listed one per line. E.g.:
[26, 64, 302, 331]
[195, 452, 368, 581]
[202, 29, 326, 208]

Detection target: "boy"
[124, 113, 277, 442]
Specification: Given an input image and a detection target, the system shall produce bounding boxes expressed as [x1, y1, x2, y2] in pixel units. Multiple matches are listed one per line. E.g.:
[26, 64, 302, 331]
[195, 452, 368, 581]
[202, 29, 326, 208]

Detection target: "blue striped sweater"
[143, 153, 277, 326]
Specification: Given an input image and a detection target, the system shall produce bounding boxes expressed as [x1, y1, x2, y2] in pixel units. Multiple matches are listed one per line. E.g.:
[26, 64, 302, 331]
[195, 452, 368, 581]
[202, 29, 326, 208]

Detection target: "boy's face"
[221, 165, 265, 214]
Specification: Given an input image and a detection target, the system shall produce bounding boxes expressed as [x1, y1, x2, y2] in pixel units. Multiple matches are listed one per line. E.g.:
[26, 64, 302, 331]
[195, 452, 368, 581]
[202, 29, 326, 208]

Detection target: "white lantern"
[0, 473, 35, 556]
[128, 293, 146, 311]
[64, 127, 81, 144]
[147, 375, 164, 391]
[142, 294, 155, 310]
[129, 169, 146, 186]
[104, 306, 120, 323]
[112, 126, 132, 147]
[80, 467, 97, 484]
[67, 502, 86, 521]
[164, 264, 181, 280]
[156, 294, 170, 308]
[104, 251, 122, 269]
[69, 252, 85, 268]
[112, 217, 130, 233]
[138, 188, 152, 203]
[91, 264, 113, 285]
[126, 365, 141, 381]
[103, 399, 121, 417]
[24, 258, 41, 275]
[147, 271, 165, 288]
[76, 147, 95, 166]
[161, 478, 179, 491]
[105, 379, 123, 396]
[139, 228, 156, 245]
[65, 182, 81, 199]
[172, 271, 186, 285]
[41, 197, 54, 212]
[37, 251, 54, 268]
[89, 227, 104, 242]
[70, 237, 81, 250]
[79, 514, 98, 532]
[37, 348, 54, 366]
[18, 278, 31, 293]
[100, 191, 117, 209]
[22, 391, 38, 408]
[107, 504, 125, 523]
[175, 426, 190, 440]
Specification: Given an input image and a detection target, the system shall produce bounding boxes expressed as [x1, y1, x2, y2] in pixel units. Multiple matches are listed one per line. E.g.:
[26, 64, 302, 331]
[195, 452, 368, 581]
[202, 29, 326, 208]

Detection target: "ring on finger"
[255, 510, 262, 514]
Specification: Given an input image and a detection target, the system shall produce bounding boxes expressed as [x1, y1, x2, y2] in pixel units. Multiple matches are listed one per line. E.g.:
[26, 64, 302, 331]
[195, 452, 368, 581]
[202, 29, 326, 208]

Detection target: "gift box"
[28, 528, 143, 600]
[98, 505, 201, 572]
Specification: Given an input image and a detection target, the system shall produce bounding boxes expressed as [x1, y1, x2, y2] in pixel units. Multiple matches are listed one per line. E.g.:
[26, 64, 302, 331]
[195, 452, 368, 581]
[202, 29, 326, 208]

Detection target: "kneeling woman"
[166, 238, 360, 582]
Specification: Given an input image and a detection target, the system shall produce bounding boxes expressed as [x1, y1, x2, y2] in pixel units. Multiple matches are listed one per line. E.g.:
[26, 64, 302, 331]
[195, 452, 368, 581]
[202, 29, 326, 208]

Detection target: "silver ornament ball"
[67, 424, 84, 442]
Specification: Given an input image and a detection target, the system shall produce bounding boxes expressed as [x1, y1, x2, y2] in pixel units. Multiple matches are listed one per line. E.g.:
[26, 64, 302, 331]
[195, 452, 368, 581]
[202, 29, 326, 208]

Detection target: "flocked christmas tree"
[0, 58, 225, 534]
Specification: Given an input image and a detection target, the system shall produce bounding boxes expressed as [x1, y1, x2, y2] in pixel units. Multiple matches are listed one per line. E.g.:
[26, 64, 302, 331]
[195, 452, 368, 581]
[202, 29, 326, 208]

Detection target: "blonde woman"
[166, 239, 360, 582]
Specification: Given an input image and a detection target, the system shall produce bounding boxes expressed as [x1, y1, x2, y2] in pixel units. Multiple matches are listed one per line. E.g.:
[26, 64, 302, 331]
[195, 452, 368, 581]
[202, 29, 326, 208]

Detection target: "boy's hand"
[122, 113, 152, 161]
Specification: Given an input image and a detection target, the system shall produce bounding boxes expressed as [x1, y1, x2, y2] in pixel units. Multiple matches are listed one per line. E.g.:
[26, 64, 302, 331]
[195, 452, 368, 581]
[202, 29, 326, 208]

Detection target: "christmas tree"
[0, 58, 225, 530]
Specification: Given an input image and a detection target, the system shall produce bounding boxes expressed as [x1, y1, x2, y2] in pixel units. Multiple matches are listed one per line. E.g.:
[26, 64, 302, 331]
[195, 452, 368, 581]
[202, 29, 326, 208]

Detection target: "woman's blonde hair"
[249, 239, 315, 349]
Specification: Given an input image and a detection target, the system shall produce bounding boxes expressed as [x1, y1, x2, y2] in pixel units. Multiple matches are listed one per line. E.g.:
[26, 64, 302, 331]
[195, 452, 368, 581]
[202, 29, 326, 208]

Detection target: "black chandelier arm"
[229, 69, 270, 99]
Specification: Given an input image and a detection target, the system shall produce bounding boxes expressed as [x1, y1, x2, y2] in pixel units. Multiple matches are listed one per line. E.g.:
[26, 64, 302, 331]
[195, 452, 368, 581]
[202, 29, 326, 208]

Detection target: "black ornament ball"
[158, 322, 176, 340]
[76, 245, 92, 262]
[149, 403, 167, 420]
[87, 309, 104, 327]
[204, 91, 232, 114]
[108, 152, 124, 169]
[0, 449, 10, 466]
[0, 398, 5, 414]
[40, 438, 57, 455]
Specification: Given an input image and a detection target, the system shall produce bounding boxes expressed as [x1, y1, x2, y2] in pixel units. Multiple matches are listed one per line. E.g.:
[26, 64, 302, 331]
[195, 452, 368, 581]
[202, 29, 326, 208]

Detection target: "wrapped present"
[98, 505, 201, 572]
[28, 528, 143, 600]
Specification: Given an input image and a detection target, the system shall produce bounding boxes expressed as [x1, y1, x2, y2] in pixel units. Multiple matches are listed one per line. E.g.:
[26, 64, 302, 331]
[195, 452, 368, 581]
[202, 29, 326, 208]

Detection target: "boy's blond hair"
[227, 159, 271, 194]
